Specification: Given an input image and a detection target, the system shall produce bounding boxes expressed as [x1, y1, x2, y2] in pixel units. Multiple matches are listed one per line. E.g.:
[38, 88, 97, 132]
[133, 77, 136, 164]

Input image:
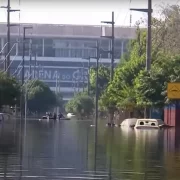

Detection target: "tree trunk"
[108, 109, 114, 125]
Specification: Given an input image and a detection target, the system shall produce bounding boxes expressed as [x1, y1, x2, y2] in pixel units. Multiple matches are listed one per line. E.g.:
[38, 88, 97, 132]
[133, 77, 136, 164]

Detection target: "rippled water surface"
[0, 119, 180, 180]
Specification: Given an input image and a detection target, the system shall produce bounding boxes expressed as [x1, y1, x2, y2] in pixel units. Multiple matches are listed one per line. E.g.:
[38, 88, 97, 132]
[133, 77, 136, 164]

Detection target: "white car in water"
[67, 113, 76, 119]
[134, 119, 164, 129]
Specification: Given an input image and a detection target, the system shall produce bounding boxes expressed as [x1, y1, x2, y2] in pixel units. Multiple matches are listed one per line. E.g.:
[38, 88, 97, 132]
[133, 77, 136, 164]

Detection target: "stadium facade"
[0, 23, 136, 100]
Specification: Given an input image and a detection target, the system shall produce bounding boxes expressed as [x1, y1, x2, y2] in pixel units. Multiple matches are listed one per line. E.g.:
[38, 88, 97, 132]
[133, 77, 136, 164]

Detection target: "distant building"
[0, 23, 136, 101]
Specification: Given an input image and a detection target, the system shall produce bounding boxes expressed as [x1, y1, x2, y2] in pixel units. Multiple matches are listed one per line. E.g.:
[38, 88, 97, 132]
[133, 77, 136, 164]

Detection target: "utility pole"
[92, 40, 100, 171]
[82, 57, 91, 96]
[29, 39, 32, 80]
[87, 57, 90, 96]
[130, 0, 152, 71]
[1, 1, 20, 75]
[7, 0, 11, 75]
[101, 12, 115, 81]
[21, 26, 33, 120]
[22, 26, 33, 85]
[82, 63, 85, 92]
[130, 0, 152, 118]
[33, 45, 37, 79]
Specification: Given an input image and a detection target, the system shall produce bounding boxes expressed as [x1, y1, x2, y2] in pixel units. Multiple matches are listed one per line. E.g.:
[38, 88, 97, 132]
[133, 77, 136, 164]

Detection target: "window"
[89, 49, 96, 57]
[82, 49, 96, 58]
[100, 39, 110, 51]
[114, 39, 122, 47]
[100, 51, 108, 58]
[55, 49, 69, 57]
[114, 48, 121, 59]
[70, 49, 82, 58]
[53, 40, 70, 48]
[32, 39, 43, 56]
[84, 41, 96, 48]
[18, 41, 30, 56]
[44, 39, 55, 57]
[70, 40, 83, 48]
[10, 38, 18, 56]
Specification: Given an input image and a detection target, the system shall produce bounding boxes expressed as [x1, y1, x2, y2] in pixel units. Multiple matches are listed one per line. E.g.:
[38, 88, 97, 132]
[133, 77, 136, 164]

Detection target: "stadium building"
[0, 23, 136, 101]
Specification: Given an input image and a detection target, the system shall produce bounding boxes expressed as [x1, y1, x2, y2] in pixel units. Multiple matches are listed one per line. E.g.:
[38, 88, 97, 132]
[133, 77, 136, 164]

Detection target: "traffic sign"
[167, 82, 180, 99]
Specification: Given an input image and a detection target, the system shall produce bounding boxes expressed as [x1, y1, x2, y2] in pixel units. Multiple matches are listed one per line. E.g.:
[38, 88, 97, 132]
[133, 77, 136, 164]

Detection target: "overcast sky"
[0, 0, 179, 26]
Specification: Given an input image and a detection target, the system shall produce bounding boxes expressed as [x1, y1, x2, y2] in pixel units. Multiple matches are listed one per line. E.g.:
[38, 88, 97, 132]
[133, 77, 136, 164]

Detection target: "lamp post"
[130, 0, 152, 118]
[82, 57, 91, 95]
[101, 12, 115, 81]
[22, 26, 33, 85]
[21, 26, 33, 120]
[1, 2, 20, 75]
[130, 0, 152, 71]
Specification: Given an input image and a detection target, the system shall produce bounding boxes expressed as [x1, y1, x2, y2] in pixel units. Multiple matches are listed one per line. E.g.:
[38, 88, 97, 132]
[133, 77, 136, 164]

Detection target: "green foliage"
[99, 28, 146, 111]
[89, 65, 110, 96]
[0, 72, 20, 108]
[65, 92, 94, 117]
[99, 4, 180, 113]
[98, 88, 116, 112]
[55, 92, 64, 109]
[26, 80, 57, 113]
[134, 55, 180, 107]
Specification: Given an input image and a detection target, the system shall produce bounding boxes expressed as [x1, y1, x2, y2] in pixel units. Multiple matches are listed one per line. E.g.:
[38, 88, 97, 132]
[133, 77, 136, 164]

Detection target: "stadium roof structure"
[0, 23, 137, 39]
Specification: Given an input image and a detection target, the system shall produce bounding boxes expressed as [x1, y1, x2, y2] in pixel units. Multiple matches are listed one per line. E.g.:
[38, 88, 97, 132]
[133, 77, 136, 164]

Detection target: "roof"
[0, 23, 137, 39]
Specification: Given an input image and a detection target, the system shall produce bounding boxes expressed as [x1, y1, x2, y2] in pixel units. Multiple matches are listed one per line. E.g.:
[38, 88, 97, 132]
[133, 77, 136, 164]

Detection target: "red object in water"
[164, 104, 180, 127]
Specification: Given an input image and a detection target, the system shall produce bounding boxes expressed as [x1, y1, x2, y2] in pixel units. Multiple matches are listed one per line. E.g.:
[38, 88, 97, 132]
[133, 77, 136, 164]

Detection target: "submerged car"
[67, 113, 76, 118]
[120, 118, 138, 127]
[120, 118, 171, 129]
[134, 119, 164, 129]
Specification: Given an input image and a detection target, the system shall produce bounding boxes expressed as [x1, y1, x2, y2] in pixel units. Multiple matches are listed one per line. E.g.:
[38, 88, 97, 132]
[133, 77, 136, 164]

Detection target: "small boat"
[40, 116, 70, 121]
[134, 119, 164, 129]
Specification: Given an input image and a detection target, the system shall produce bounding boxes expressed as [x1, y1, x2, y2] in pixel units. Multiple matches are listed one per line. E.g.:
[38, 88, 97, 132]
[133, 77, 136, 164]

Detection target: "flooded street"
[0, 119, 180, 179]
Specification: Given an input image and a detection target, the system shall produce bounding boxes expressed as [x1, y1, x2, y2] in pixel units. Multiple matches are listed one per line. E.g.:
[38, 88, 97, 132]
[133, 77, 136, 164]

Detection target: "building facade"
[0, 23, 136, 100]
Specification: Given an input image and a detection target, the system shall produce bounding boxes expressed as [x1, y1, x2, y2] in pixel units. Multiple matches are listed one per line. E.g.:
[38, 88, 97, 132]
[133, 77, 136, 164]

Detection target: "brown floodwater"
[0, 119, 179, 180]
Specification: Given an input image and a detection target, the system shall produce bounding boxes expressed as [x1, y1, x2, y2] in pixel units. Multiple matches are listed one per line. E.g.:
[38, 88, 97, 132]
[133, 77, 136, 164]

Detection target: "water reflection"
[0, 119, 180, 179]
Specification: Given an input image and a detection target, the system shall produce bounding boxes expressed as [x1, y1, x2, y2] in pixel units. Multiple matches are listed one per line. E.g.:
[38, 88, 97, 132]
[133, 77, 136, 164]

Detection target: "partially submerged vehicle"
[120, 118, 172, 129]
[120, 118, 138, 128]
[135, 119, 163, 129]
[0, 113, 11, 122]
[67, 113, 76, 119]
[40, 113, 70, 121]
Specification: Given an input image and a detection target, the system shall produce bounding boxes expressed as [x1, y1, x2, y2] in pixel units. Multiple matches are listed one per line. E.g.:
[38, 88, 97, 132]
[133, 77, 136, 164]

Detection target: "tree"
[0, 72, 20, 108]
[26, 80, 57, 113]
[134, 55, 180, 108]
[65, 93, 94, 118]
[102, 28, 146, 111]
[95, 4, 180, 120]
[55, 92, 65, 112]
[152, 4, 180, 56]
[89, 65, 110, 96]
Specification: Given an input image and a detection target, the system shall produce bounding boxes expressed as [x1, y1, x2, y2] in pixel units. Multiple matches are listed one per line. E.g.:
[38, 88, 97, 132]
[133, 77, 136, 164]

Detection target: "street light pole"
[130, 0, 152, 71]
[82, 62, 85, 92]
[1, 1, 20, 75]
[21, 26, 33, 120]
[82, 57, 91, 95]
[33, 45, 37, 79]
[29, 39, 32, 80]
[111, 12, 115, 81]
[7, 0, 10, 73]
[101, 11, 115, 81]
[94, 40, 100, 171]
[130, 0, 152, 118]
[88, 57, 90, 96]
[22, 26, 33, 85]
[146, 0, 152, 71]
